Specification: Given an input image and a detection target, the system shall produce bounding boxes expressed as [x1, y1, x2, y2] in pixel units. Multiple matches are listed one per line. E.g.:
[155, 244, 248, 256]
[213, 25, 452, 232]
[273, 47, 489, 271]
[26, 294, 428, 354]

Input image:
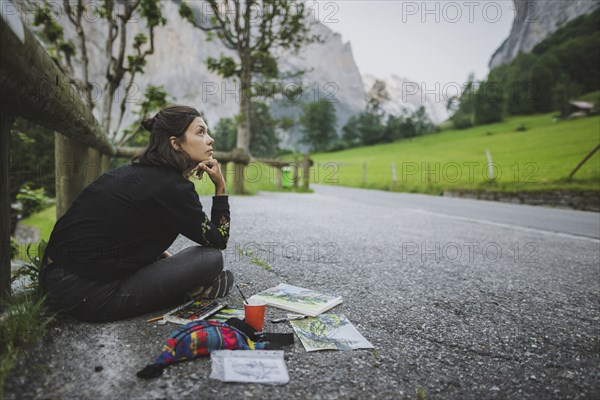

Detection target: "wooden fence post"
[221, 162, 228, 186]
[55, 133, 89, 219]
[231, 148, 250, 194]
[292, 156, 300, 190]
[1, 110, 15, 301]
[101, 154, 111, 173]
[87, 147, 102, 183]
[391, 161, 397, 186]
[275, 166, 283, 191]
[303, 154, 310, 191]
[234, 163, 244, 194]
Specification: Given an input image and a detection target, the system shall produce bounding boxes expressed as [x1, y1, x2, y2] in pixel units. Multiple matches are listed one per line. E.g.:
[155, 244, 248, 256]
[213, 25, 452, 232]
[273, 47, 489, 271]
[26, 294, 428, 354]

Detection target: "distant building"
[568, 100, 594, 118]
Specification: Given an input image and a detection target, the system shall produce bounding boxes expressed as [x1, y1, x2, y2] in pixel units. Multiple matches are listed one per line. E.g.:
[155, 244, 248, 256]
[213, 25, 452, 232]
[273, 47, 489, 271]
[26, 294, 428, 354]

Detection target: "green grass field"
[308, 113, 600, 193]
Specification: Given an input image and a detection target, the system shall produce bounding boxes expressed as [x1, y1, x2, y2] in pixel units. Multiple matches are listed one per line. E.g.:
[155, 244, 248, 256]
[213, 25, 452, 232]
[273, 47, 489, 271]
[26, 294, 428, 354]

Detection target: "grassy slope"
[309, 114, 600, 193]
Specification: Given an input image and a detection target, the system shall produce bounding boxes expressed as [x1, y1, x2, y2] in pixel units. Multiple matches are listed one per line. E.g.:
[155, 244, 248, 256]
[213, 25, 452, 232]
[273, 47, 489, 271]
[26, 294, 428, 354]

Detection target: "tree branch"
[70, 0, 94, 109]
[207, 0, 238, 49]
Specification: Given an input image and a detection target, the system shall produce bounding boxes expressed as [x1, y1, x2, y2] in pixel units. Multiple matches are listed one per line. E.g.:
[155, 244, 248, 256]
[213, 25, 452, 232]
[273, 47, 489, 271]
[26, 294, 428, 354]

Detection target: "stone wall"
[444, 190, 600, 212]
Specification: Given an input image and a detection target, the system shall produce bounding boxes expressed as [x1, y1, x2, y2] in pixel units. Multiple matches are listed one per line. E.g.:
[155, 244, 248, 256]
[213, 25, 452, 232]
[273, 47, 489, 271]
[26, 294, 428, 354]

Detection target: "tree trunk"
[55, 133, 89, 219]
[237, 52, 252, 152]
[0, 110, 14, 301]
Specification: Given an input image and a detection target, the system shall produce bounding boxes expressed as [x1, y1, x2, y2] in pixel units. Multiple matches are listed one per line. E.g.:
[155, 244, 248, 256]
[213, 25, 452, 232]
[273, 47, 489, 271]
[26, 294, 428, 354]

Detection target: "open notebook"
[249, 283, 342, 317]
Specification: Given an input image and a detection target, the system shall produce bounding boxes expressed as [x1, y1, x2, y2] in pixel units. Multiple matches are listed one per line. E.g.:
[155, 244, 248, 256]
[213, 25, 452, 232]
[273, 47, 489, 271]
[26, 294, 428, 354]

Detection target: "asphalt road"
[6, 186, 600, 399]
[314, 185, 600, 239]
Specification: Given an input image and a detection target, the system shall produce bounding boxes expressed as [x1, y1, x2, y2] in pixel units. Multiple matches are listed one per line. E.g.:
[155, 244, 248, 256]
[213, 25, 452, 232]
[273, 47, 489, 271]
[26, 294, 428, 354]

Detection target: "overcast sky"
[310, 0, 515, 87]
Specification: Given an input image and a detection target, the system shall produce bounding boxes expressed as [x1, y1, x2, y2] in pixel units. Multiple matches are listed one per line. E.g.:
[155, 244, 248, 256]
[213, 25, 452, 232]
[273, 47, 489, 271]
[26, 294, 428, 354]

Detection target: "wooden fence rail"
[118, 147, 314, 191]
[1, 10, 114, 299]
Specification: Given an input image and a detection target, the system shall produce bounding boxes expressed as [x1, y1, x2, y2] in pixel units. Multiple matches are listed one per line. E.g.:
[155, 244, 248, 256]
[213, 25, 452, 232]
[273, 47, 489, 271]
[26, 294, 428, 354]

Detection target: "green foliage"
[0, 292, 54, 399]
[211, 103, 281, 157]
[180, 0, 320, 150]
[140, 0, 167, 28]
[300, 100, 338, 152]
[474, 78, 504, 125]
[450, 73, 476, 129]
[9, 118, 55, 234]
[360, 112, 386, 146]
[212, 117, 238, 152]
[238, 248, 272, 271]
[11, 241, 48, 294]
[16, 186, 51, 220]
[122, 85, 169, 146]
[179, 2, 194, 21]
[10, 239, 19, 260]
[452, 9, 600, 125]
[341, 107, 436, 149]
[341, 115, 361, 148]
[249, 102, 280, 157]
[32, 0, 168, 143]
[207, 56, 239, 78]
[33, 4, 64, 43]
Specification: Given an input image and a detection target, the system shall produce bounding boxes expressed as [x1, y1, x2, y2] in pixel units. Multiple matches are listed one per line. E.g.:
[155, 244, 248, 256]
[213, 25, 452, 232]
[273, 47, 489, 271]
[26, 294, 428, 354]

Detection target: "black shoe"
[195, 270, 234, 299]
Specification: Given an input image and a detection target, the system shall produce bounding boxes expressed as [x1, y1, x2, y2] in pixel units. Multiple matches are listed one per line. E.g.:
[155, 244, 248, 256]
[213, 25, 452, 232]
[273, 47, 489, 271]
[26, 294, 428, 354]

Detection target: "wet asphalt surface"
[5, 185, 600, 399]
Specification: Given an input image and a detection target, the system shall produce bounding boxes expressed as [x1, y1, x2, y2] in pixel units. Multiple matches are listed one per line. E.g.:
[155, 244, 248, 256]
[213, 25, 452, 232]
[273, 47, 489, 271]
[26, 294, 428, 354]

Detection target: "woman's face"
[173, 117, 214, 163]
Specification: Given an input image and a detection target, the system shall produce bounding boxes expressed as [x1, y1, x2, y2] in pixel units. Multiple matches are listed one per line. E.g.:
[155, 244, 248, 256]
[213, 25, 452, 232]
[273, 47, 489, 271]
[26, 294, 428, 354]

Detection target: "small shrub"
[16, 185, 51, 220]
[0, 292, 54, 398]
[11, 240, 47, 293]
[515, 124, 528, 131]
[10, 239, 19, 260]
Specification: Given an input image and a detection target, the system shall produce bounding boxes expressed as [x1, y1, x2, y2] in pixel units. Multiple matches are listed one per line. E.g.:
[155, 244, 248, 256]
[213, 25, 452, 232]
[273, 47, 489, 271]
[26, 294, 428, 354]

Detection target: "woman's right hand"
[197, 160, 226, 195]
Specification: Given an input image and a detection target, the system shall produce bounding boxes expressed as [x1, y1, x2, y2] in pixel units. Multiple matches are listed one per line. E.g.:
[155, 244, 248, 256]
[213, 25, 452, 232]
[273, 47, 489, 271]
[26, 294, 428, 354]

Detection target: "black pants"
[42, 246, 224, 322]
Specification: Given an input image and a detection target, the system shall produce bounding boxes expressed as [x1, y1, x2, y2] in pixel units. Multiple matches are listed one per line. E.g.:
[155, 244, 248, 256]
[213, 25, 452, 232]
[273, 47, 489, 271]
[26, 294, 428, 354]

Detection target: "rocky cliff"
[489, 0, 600, 69]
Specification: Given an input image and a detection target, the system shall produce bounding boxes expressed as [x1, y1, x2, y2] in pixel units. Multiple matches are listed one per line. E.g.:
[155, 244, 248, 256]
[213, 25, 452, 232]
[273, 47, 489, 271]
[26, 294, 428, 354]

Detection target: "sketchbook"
[290, 313, 374, 352]
[162, 298, 226, 325]
[210, 350, 290, 385]
[249, 283, 342, 317]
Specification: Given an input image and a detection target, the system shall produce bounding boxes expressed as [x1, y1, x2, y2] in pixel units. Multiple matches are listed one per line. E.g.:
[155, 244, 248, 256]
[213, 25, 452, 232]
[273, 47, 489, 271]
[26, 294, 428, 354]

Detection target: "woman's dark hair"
[132, 104, 202, 173]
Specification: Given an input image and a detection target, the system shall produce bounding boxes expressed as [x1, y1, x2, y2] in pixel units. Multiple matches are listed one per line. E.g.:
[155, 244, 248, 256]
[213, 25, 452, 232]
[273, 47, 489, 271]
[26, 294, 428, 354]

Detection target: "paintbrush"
[236, 284, 249, 304]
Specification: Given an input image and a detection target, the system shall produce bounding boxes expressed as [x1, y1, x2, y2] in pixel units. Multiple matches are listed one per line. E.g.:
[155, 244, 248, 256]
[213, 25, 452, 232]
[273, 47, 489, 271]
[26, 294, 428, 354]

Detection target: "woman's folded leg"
[95, 246, 225, 321]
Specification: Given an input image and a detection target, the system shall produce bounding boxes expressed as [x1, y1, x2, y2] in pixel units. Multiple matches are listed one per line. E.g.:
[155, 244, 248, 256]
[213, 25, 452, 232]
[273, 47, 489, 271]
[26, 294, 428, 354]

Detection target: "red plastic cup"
[244, 299, 266, 331]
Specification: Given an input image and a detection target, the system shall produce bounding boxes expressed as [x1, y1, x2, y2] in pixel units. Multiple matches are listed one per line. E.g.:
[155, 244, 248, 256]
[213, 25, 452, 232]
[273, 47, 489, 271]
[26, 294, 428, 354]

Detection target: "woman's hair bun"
[141, 116, 156, 132]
